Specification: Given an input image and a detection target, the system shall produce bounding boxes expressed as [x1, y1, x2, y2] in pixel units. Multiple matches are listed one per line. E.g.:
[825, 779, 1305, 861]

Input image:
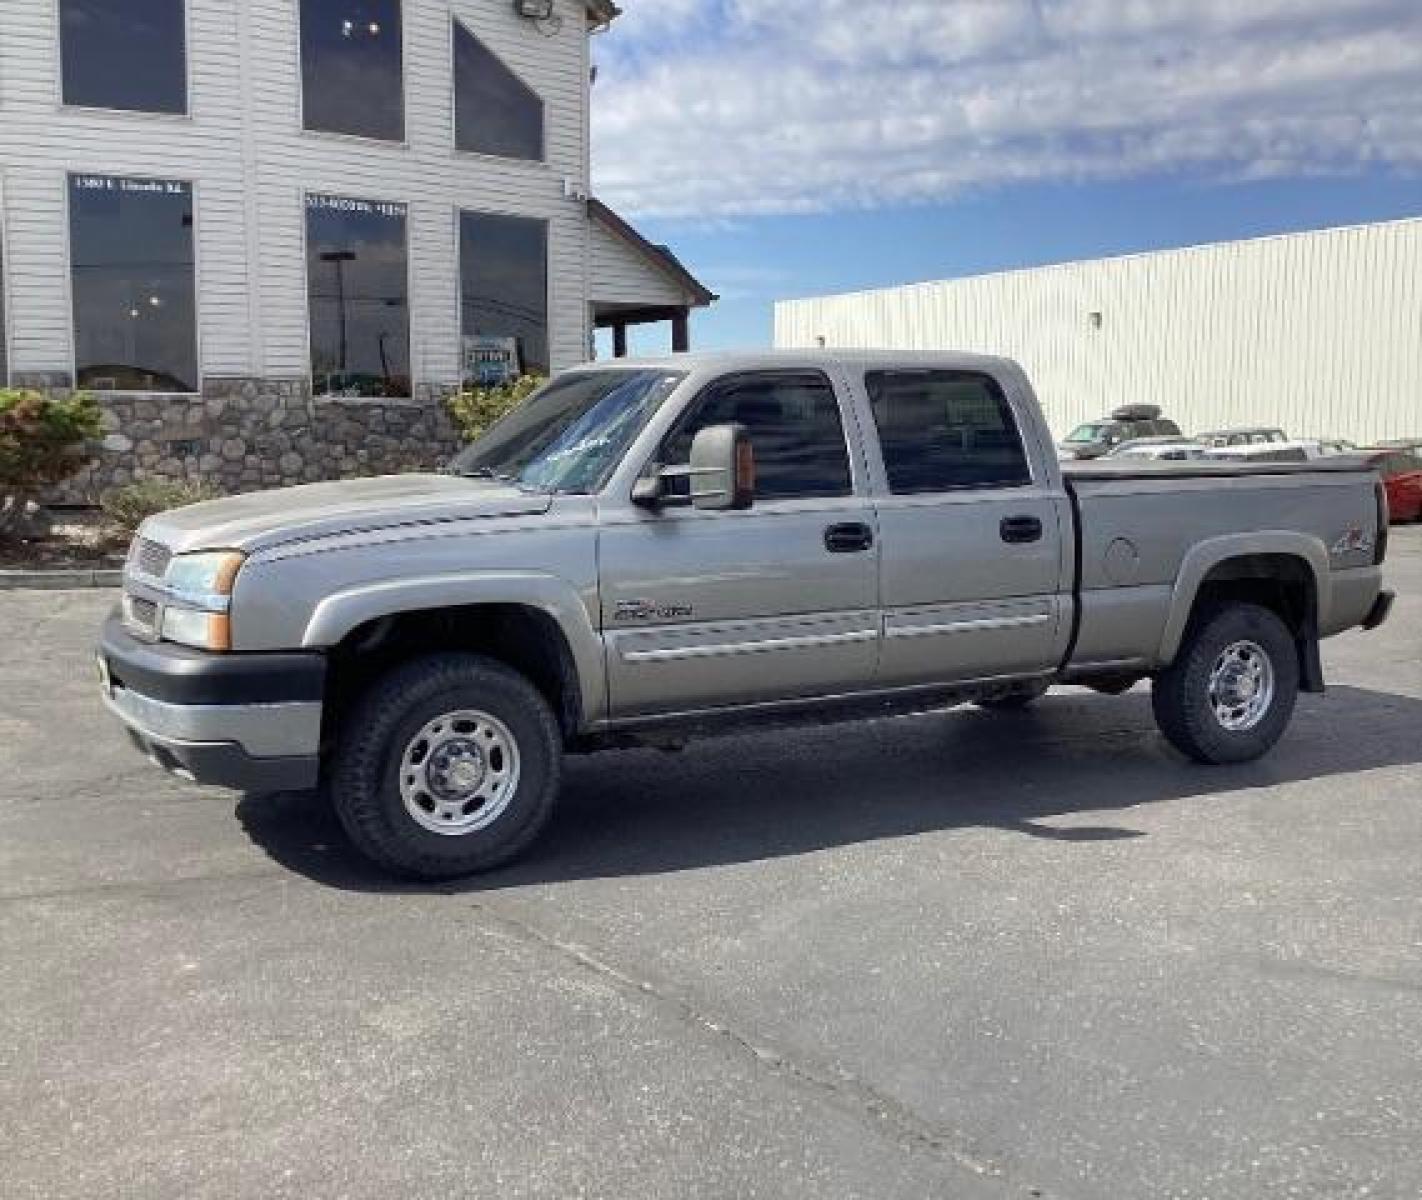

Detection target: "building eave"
[589, 197, 718, 308]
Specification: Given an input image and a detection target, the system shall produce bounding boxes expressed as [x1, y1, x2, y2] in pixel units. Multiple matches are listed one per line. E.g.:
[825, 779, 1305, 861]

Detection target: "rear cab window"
[659, 370, 853, 501]
[864, 369, 1032, 493]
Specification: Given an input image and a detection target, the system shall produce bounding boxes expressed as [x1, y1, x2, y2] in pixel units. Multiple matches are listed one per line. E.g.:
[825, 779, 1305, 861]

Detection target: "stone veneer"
[42, 377, 466, 503]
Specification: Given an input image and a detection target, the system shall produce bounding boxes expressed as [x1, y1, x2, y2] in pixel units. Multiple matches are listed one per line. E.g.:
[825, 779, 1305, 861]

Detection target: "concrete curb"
[0, 568, 123, 590]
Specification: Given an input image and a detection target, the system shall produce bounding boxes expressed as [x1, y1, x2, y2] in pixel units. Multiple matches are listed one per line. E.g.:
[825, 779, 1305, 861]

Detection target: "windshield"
[1065, 423, 1112, 443]
[448, 369, 685, 494]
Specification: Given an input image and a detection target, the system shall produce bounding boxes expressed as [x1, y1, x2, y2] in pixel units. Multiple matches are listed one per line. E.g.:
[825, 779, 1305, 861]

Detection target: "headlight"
[160, 551, 245, 651]
[164, 550, 245, 599]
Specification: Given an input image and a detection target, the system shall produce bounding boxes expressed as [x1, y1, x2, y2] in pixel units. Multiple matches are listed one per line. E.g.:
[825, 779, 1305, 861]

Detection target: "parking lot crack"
[466, 898, 1047, 1198]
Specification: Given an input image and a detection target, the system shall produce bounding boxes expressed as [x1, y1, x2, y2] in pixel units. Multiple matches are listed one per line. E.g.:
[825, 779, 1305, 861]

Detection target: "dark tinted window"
[454, 20, 543, 161]
[306, 194, 409, 398]
[0, 232, 8, 385]
[69, 175, 197, 394]
[663, 372, 852, 501]
[61, 0, 186, 114]
[301, 0, 403, 141]
[460, 212, 548, 380]
[867, 370, 1031, 493]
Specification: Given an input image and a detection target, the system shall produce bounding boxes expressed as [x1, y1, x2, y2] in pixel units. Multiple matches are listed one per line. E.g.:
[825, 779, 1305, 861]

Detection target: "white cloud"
[592, 0, 1422, 217]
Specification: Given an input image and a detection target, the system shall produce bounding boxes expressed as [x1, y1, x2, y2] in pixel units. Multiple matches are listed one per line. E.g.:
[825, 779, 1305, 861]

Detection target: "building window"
[68, 175, 198, 394]
[453, 20, 544, 161]
[306, 194, 410, 398]
[60, 0, 187, 115]
[300, 0, 404, 141]
[0, 228, 8, 386]
[865, 370, 1032, 493]
[460, 212, 548, 382]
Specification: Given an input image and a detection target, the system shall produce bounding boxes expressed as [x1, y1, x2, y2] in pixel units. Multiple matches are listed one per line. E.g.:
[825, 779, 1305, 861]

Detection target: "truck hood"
[140, 474, 554, 555]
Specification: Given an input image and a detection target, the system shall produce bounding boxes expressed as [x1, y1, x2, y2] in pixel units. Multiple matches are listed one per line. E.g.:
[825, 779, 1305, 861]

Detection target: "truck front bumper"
[97, 612, 326, 794]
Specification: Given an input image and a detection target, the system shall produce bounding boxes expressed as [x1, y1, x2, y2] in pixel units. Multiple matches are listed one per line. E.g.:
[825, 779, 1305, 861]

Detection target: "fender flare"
[1157, 532, 1330, 665]
[302, 572, 607, 725]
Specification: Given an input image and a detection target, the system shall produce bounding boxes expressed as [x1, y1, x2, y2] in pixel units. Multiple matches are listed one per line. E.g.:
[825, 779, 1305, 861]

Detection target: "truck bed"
[1060, 456, 1382, 674]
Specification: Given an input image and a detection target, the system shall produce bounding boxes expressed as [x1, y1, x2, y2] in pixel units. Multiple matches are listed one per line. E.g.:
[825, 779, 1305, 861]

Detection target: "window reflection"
[454, 20, 544, 161]
[61, 0, 187, 114]
[306, 194, 410, 399]
[68, 175, 198, 394]
[301, 0, 404, 141]
[460, 212, 548, 383]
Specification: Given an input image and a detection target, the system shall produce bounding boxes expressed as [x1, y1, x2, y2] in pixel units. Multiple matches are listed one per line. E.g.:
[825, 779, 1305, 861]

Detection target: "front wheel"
[331, 654, 563, 879]
[1152, 604, 1299, 764]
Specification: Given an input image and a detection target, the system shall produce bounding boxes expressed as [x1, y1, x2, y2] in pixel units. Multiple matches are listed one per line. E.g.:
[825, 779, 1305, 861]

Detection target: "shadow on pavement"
[236, 684, 1422, 893]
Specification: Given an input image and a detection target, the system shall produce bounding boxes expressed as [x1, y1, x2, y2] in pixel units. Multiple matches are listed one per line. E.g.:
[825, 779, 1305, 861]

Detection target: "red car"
[1363, 448, 1422, 523]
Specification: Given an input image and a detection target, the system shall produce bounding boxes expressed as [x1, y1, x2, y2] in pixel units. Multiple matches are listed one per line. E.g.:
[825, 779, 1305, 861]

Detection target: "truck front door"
[856, 368, 1070, 686]
[600, 370, 880, 718]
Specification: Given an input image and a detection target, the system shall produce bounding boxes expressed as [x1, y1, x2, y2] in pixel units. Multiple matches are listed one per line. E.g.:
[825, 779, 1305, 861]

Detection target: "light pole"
[320, 249, 356, 386]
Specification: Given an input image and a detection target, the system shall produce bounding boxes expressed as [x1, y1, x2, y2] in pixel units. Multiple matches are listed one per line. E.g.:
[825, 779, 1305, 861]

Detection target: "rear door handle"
[825, 522, 874, 554]
[1000, 515, 1043, 544]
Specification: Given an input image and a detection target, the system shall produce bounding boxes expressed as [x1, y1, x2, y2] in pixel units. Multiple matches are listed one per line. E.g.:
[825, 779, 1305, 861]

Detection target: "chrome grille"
[129, 537, 172, 580]
[123, 594, 160, 637]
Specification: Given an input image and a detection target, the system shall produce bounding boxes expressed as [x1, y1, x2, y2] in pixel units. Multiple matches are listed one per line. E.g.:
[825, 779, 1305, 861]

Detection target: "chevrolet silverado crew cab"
[98, 352, 1395, 879]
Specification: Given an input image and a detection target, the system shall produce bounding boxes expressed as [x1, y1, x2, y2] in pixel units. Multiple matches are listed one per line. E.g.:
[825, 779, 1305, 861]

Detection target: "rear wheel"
[331, 654, 562, 879]
[1152, 604, 1299, 764]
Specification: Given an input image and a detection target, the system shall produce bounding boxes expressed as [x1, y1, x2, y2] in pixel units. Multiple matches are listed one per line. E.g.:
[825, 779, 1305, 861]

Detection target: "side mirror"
[631, 423, 755, 511]
[689, 423, 755, 510]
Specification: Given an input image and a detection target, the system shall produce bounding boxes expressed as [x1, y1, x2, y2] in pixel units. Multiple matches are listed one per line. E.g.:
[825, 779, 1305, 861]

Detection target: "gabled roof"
[589, 198, 717, 307]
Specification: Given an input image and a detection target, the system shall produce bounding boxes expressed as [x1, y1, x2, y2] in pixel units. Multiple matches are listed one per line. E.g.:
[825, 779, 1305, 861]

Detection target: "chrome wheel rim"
[1207, 640, 1275, 732]
[399, 710, 521, 836]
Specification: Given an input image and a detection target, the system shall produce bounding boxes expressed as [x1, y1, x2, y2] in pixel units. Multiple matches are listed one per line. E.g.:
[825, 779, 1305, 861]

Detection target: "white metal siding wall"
[0, 0, 593, 383]
[775, 220, 1422, 445]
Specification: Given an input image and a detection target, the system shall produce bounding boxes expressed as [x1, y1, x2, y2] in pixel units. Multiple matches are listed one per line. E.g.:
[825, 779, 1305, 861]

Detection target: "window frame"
[864, 368, 1036, 496]
[64, 171, 204, 397]
[448, 15, 547, 165]
[456, 205, 551, 383]
[53, 0, 193, 119]
[295, 0, 409, 147]
[646, 369, 858, 505]
[301, 188, 415, 401]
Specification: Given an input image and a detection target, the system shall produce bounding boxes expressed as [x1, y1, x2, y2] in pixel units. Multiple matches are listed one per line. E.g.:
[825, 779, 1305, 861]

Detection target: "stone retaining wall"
[49, 378, 465, 503]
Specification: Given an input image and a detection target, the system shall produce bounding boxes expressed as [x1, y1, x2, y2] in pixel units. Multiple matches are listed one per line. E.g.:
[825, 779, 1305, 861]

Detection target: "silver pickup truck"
[98, 352, 1395, 878]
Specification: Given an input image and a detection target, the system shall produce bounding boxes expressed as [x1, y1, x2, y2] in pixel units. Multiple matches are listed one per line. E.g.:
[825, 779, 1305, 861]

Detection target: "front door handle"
[1000, 515, 1044, 544]
[825, 522, 874, 554]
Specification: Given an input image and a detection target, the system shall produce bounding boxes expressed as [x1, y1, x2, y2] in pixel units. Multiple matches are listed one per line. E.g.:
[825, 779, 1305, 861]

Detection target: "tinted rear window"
[866, 370, 1031, 493]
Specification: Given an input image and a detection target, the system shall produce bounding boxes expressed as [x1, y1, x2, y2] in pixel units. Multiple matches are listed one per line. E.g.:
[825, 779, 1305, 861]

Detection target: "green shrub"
[446, 374, 544, 443]
[100, 479, 221, 536]
[0, 389, 102, 538]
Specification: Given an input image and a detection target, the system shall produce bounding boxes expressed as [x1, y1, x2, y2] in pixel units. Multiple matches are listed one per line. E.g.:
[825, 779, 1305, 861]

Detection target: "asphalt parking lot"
[2, 529, 1419, 1200]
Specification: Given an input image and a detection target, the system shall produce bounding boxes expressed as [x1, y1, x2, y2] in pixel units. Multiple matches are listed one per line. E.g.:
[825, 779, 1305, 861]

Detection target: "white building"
[0, 0, 712, 494]
[775, 218, 1422, 446]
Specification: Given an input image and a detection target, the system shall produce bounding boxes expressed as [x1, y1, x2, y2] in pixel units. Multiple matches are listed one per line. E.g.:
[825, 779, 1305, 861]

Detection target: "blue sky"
[590, 0, 1422, 355]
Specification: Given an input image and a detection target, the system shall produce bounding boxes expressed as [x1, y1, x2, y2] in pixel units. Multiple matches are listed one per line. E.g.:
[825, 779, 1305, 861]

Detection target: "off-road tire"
[975, 681, 1051, 711]
[331, 654, 562, 879]
[1152, 603, 1299, 765]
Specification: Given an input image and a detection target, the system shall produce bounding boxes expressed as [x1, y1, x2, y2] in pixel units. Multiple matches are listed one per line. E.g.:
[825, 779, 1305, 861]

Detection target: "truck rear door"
[853, 367, 1071, 686]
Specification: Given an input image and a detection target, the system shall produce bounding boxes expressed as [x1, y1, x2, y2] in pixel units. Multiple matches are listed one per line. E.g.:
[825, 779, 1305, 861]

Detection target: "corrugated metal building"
[775, 218, 1422, 445]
